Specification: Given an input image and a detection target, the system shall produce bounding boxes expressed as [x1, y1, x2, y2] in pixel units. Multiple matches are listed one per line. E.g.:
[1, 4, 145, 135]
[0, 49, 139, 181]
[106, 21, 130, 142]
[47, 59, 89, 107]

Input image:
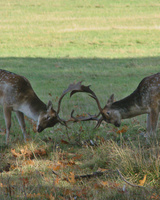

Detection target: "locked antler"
[69, 82, 108, 128]
[67, 110, 99, 123]
[56, 81, 100, 127]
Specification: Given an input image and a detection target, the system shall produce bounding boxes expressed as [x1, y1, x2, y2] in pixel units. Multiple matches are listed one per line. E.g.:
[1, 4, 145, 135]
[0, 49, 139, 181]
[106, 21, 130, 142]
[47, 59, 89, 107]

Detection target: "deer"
[0, 69, 91, 144]
[70, 73, 160, 138]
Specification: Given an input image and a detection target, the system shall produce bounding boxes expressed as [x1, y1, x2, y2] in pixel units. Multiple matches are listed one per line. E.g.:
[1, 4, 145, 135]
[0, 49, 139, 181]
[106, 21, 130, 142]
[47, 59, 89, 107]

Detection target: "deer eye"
[107, 112, 110, 116]
[46, 115, 51, 120]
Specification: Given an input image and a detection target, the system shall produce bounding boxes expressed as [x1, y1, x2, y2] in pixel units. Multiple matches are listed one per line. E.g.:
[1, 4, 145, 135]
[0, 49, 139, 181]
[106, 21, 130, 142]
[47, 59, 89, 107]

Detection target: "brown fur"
[103, 73, 160, 136]
[0, 70, 58, 144]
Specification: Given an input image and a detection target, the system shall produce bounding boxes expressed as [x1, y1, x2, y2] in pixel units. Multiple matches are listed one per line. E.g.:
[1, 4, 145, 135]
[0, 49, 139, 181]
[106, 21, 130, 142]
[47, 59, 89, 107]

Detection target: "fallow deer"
[70, 73, 160, 137]
[0, 70, 86, 144]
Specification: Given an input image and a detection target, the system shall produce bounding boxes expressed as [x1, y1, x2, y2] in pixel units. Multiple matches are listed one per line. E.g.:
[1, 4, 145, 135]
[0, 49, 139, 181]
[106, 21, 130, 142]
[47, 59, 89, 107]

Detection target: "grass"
[0, 0, 160, 199]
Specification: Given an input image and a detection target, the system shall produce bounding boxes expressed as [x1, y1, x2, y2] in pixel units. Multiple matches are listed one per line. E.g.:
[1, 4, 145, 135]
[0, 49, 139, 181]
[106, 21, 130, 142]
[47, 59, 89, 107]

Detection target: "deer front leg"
[15, 111, 27, 142]
[3, 107, 12, 145]
[146, 109, 159, 137]
[146, 113, 151, 137]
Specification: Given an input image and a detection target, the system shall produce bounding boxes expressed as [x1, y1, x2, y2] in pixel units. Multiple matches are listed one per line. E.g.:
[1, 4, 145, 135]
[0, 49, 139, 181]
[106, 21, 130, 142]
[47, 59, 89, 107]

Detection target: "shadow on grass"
[0, 56, 159, 94]
[0, 56, 159, 76]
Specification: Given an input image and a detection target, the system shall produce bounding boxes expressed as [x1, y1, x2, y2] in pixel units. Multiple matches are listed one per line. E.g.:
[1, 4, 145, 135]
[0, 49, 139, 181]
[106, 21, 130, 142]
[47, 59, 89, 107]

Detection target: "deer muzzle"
[114, 121, 121, 127]
[37, 125, 44, 133]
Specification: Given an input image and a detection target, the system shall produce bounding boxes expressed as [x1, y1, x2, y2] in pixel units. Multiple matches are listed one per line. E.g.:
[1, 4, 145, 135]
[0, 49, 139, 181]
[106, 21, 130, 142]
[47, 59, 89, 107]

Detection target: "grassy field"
[0, 0, 160, 199]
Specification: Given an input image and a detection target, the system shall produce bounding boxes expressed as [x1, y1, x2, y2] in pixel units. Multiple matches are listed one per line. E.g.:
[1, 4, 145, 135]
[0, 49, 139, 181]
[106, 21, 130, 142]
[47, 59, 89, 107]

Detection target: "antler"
[56, 81, 107, 128]
[94, 117, 104, 129]
[67, 110, 100, 123]
[55, 81, 96, 126]
[56, 81, 102, 127]
[57, 81, 84, 115]
[69, 82, 107, 128]
[70, 83, 103, 114]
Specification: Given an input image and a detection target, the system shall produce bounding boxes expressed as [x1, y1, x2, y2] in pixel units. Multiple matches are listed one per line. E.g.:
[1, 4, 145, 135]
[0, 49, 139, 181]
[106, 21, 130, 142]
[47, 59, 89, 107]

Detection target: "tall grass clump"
[93, 139, 160, 186]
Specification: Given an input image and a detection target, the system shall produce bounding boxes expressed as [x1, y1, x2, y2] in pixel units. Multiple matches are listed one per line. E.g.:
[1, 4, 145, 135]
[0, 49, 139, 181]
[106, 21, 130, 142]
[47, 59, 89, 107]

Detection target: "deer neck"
[111, 89, 149, 119]
[19, 95, 47, 121]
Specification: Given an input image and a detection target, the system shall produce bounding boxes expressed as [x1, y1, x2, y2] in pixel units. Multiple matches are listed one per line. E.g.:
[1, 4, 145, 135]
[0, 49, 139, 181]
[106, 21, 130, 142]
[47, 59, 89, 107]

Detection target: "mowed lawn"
[0, 0, 160, 199]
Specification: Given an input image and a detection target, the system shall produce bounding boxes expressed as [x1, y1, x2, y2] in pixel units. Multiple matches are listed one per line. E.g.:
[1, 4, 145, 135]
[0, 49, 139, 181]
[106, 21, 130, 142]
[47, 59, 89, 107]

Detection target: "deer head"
[101, 94, 121, 127]
[37, 101, 59, 132]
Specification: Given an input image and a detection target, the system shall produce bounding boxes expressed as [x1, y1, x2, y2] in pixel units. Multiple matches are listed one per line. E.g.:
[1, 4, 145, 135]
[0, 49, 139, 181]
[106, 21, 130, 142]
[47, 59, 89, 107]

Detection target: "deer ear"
[47, 100, 53, 110]
[107, 94, 114, 105]
[47, 101, 56, 113]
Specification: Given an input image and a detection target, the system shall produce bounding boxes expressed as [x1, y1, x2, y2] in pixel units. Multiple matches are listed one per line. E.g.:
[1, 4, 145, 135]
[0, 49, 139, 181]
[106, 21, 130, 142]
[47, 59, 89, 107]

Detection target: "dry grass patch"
[1, 136, 160, 199]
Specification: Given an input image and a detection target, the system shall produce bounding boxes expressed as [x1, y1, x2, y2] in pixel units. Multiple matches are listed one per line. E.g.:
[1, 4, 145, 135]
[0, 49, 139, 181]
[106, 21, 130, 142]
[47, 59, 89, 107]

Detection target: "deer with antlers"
[1, 69, 159, 144]
[70, 73, 160, 137]
[0, 70, 91, 144]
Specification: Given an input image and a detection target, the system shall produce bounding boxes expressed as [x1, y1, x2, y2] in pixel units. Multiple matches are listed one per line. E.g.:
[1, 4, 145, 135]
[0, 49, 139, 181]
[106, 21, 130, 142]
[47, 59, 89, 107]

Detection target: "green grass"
[0, 0, 160, 58]
[0, 0, 160, 199]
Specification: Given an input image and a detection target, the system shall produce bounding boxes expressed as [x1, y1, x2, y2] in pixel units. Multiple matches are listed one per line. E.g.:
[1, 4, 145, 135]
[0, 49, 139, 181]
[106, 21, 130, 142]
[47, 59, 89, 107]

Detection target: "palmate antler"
[55, 81, 100, 127]
[56, 81, 109, 128]
[70, 82, 109, 128]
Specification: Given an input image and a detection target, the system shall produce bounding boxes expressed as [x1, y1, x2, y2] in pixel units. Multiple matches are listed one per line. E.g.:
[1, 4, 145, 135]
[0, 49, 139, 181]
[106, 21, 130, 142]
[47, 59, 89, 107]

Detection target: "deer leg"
[15, 111, 27, 142]
[146, 113, 151, 137]
[3, 107, 12, 144]
[147, 109, 159, 136]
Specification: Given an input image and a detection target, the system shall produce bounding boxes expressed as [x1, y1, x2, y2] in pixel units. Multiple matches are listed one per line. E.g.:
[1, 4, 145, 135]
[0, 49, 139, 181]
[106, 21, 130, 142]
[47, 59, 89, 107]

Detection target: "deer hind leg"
[15, 111, 27, 142]
[3, 107, 12, 145]
[146, 108, 159, 137]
